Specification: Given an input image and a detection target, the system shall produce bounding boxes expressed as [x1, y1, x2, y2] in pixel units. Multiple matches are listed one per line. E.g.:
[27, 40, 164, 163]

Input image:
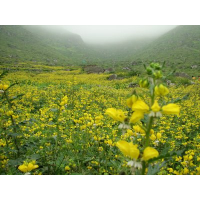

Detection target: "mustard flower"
[154, 84, 169, 96]
[143, 147, 159, 161]
[127, 95, 138, 108]
[162, 103, 180, 116]
[129, 111, 144, 124]
[105, 108, 126, 122]
[18, 160, 39, 173]
[132, 100, 149, 113]
[116, 141, 140, 159]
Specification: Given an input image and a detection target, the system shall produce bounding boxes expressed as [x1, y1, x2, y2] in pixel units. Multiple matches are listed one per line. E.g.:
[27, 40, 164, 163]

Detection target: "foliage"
[0, 64, 199, 175]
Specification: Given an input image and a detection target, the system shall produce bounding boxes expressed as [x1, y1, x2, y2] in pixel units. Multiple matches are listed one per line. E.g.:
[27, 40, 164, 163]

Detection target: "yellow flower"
[151, 100, 161, 112]
[18, 160, 39, 173]
[153, 71, 163, 79]
[183, 168, 189, 174]
[116, 141, 140, 159]
[2, 84, 9, 91]
[143, 147, 159, 161]
[162, 104, 180, 116]
[139, 79, 149, 88]
[196, 167, 200, 173]
[127, 95, 138, 108]
[155, 84, 169, 96]
[150, 129, 154, 135]
[133, 125, 145, 134]
[132, 100, 150, 113]
[150, 134, 156, 141]
[105, 108, 126, 122]
[65, 166, 71, 171]
[157, 133, 162, 140]
[27, 163, 38, 171]
[167, 168, 173, 173]
[130, 111, 144, 124]
[18, 164, 28, 173]
[6, 110, 14, 116]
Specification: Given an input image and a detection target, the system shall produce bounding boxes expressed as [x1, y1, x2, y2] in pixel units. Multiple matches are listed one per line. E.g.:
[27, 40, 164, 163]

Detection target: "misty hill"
[0, 25, 86, 65]
[24, 25, 84, 47]
[85, 38, 154, 64]
[132, 25, 200, 67]
[1, 25, 200, 70]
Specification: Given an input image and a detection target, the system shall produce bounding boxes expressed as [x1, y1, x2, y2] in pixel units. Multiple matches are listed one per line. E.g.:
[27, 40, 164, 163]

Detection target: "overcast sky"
[63, 25, 177, 44]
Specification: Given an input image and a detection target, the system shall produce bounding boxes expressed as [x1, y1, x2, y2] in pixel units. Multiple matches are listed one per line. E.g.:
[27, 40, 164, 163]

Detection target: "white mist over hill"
[63, 25, 177, 44]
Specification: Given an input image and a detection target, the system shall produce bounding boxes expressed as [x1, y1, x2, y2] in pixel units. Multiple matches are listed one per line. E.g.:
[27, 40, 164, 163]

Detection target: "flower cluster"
[18, 160, 39, 173]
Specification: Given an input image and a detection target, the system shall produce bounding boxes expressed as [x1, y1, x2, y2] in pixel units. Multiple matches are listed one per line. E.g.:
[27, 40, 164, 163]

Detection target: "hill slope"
[0, 25, 86, 65]
[1, 25, 200, 69]
[132, 25, 200, 67]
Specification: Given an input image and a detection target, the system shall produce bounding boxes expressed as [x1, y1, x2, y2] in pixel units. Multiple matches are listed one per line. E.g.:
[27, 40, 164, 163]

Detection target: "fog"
[63, 25, 177, 44]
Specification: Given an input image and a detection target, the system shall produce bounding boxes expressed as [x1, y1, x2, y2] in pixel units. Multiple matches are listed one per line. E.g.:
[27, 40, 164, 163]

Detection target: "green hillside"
[0, 25, 86, 66]
[1, 25, 200, 71]
[132, 25, 200, 68]
[24, 25, 88, 65]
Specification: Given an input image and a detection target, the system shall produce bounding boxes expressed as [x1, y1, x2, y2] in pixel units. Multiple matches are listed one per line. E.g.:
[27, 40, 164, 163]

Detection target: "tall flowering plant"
[106, 63, 181, 175]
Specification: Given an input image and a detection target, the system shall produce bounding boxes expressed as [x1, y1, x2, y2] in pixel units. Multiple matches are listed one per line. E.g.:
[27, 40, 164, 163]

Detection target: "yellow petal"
[155, 84, 169, 96]
[33, 165, 39, 170]
[27, 163, 34, 171]
[133, 125, 145, 134]
[129, 143, 140, 159]
[150, 134, 156, 141]
[132, 100, 149, 113]
[130, 111, 144, 124]
[127, 95, 138, 108]
[105, 108, 117, 120]
[151, 100, 161, 112]
[116, 141, 140, 159]
[105, 108, 125, 122]
[2, 84, 9, 91]
[18, 165, 28, 173]
[157, 133, 162, 140]
[116, 141, 130, 156]
[143, 147, 159, 161]
[162, 104, 180, 116]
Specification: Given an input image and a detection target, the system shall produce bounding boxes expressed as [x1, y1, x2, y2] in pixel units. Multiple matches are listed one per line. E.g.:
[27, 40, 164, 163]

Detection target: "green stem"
[145, 116, 154, 147]
[142, 161, 146, 175]
[141, 77, 155, 175]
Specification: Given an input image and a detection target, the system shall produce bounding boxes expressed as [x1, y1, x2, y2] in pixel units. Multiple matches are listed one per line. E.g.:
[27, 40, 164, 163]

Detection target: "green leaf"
[30, 154, 40, 160]
[162, 69, 176, 80]
[147, 161, 166, 175]
[8, 158, 24, 166]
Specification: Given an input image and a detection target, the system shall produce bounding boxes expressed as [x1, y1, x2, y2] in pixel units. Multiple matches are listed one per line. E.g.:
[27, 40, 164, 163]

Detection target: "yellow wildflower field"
[0, 65, 199, 175]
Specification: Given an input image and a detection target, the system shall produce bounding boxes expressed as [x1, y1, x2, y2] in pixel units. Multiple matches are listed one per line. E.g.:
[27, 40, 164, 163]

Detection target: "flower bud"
[139, 79, 149, 88]
[155, 84, 169, 96]
[153, 71, 163, 79]
[146, 67, 153, 75]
